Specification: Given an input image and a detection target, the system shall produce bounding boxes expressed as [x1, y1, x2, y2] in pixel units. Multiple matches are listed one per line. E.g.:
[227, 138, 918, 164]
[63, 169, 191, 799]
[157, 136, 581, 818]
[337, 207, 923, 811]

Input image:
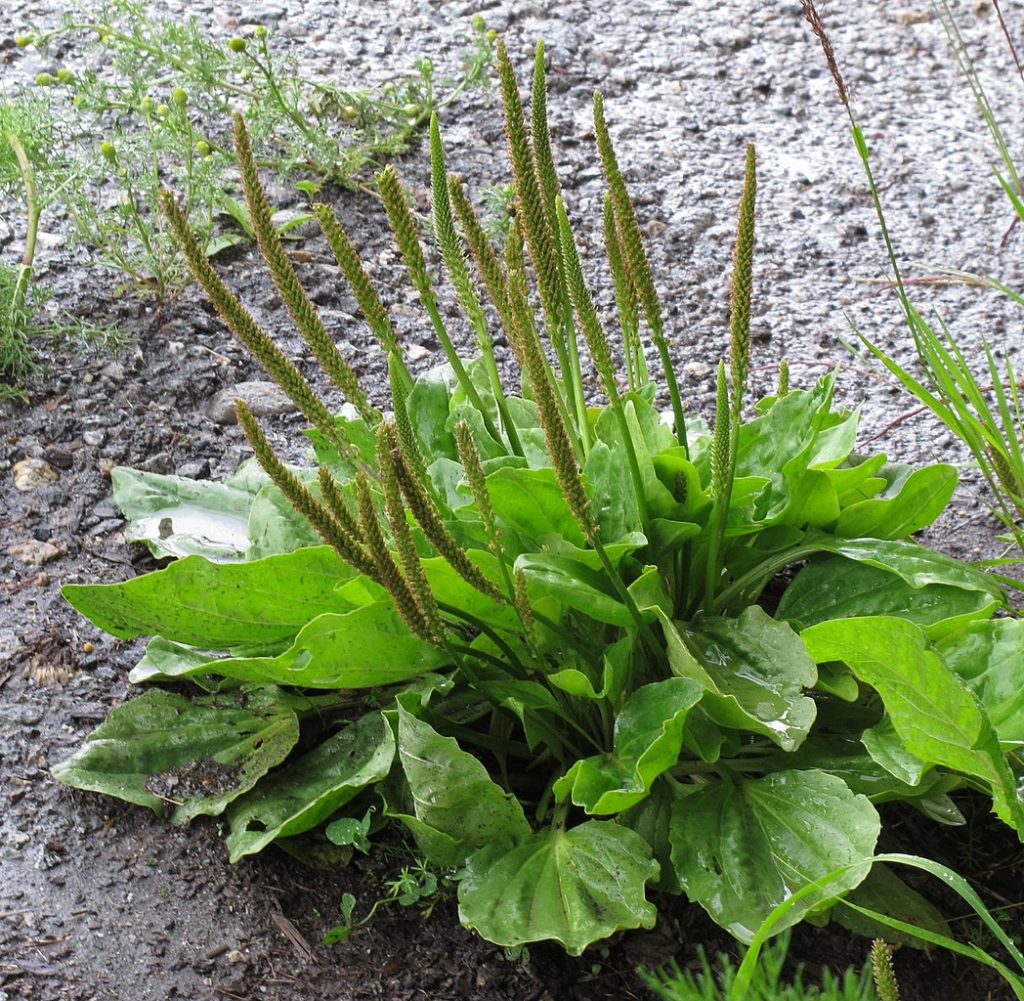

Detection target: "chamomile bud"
[401, 103, 419, 117]
[228, 36, 246, 53]
[471, 13, 485, 32]
[254, 24, 267, 38]
[34, 72, 54, 86]
[139, 96, 155, 115]
[195, 139, 211, 156]
[101, 141, 118, 163]
[340, 105, 359, 122]
[171, 86, 187, 107]
[485, 28, 497, 42]
[15, 34, 32, 48]
[156, 103, 170, 118]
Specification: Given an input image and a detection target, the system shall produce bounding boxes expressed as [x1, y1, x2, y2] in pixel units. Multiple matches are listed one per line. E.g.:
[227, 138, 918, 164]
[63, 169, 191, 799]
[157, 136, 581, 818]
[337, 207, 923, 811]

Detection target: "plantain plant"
[54, 43, 1024, 958]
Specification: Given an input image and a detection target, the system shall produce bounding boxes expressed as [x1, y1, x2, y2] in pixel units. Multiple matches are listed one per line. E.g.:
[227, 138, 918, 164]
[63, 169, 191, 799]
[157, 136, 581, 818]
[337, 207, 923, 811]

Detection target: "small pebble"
[13, 458, 58, 492]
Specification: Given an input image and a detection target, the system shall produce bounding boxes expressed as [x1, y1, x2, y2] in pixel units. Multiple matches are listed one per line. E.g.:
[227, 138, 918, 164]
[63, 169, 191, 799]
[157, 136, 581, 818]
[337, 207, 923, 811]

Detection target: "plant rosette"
[55, 41, 1023, 957]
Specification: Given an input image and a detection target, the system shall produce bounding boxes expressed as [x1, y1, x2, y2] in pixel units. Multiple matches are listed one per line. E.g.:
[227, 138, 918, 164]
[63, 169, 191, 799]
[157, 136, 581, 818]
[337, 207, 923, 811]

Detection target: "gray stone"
[208, 381, 298, 425]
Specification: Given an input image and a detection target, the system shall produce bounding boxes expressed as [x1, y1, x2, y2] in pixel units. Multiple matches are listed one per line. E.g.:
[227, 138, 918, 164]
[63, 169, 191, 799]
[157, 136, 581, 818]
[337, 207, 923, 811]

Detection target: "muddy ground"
[2, 2, 1024, 999]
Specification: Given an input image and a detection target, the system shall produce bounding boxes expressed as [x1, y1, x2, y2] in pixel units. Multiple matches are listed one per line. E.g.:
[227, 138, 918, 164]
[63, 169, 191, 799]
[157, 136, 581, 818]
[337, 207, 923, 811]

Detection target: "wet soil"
[2, 2, 1024, 998]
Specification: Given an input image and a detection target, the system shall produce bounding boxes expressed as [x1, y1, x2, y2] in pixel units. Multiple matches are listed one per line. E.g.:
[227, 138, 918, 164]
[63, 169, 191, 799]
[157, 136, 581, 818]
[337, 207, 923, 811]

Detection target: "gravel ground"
[2, 1, 1023, 999]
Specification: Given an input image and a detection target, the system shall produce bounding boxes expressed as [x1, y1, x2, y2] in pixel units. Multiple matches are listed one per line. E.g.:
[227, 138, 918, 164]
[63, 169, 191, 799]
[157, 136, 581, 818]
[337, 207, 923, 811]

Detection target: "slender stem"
[8, 133, 39, 315]
[420, 294, 505, 447]
[437, 600, 527, 677]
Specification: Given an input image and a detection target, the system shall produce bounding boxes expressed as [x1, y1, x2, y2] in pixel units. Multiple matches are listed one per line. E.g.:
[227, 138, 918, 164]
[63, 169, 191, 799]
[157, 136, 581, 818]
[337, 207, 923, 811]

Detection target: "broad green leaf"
[128, 637, 219, 685]
[407, 366, 457, 461]
[547, 636, 633, 702]
[619, 779, 685, 893]
[836, 463, 957, 539]
[487, 466, 586, 550]
[801, 616, 1024, 833]
[391, 706, 531, 866]
[814, 661, 860, 701]
[553, 678, 703, 814]
[516, 553, 632, 626]
[594, 395, 678, 518]
[833, 862, 951, 947]
[807, 406, 860, 469]
[757, 735, 942, 805]
[937, 619, 1024, 743]
[191, 603, 451, 688]
[112, 466, 256, 561]
[476, 677, 572, 754]
[670, 769, 880, 942]
[422, 554, 521, 635]
[247, 482, 322, 558]
[667, 607, 817, 751]
[459, 820, 659, 955]
[226, 710, 394, 861]
[62, 546, 360, 649]
[651, 449, 711, 524]
[823, 453, 887, 506]
[861, 715, 930, 786]
[733, 376, 835, 523]
[52, 687, 300, 824]
[815, 537, 1005, 601]
[584, 440, 641, 541]
[778, 556, 997, 632]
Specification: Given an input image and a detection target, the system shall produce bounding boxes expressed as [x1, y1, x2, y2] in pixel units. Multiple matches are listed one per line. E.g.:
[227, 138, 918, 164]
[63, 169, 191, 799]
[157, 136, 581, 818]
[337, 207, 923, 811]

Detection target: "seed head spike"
[236, 400, 374, 577]
[729, 144, 757, 417]
[233, 115, 373, 422]
[377, 163, 431, 299]
[354, 471, 431, 640]
[387, 422, 502, 601]
[312, 201, 412, 395]
[159, 189, 355, 459]
[497, 40, 564, 334]
[377, 422, 444, 642]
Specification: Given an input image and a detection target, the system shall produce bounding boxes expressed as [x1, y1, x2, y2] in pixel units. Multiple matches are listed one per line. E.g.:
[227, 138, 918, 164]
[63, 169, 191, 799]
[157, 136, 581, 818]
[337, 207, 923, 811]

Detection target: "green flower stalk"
[376, 163, 431, 298]
[316, 467, 367, 558]
[430, 115, 522, 456]
[777, 356, 790, 398]
[603, 193, 645, 390]
[594, 91, 688, 453]
[555, 195, 643, 515]
[513, 567, 533, 632]
[159, 189, 353, 458]
[496, 40, 560, 327]
[387, 422, 502, 602]
[311, 200, 413, 397]
[447, 174, 510, 316]
[233, 115, 373, 422]
[729, 143, 757, 419]
[705, 360, 731, 611]
[378, 422, 444, 643]
[497, 40, 580, 439]
[373, 146, 503, 447]
[236, 400, 372, 577]
[530, 41, 561, 246]
[354, 471, 431, 641]
[454, 419, 516, 599]
[389, 351, 430, 487]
